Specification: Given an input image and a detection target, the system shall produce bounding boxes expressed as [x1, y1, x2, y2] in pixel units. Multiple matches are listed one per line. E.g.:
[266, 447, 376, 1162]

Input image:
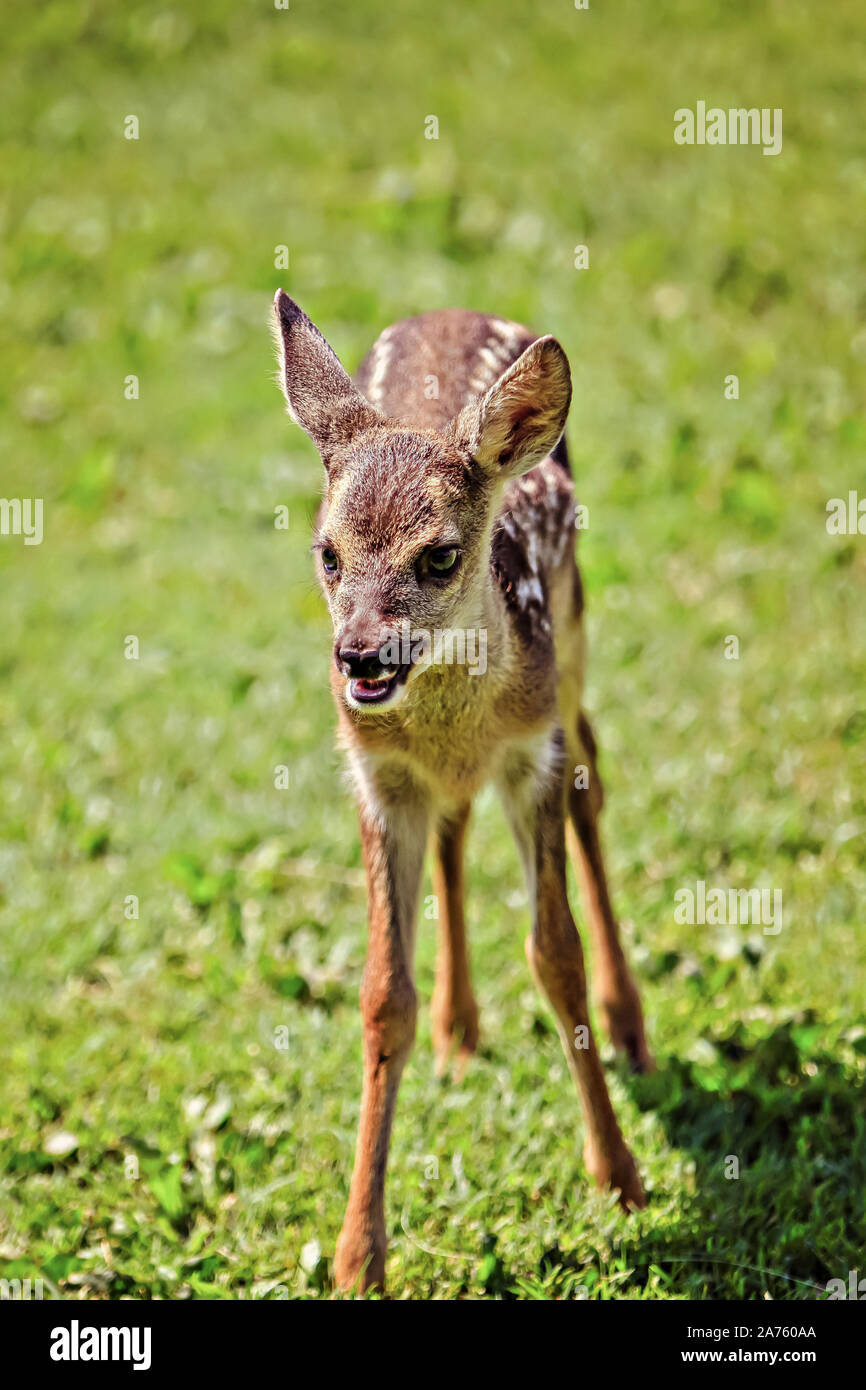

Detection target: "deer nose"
[336, 646, 386, 679]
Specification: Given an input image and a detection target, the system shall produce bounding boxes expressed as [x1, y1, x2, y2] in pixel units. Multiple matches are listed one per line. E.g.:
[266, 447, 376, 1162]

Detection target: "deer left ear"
[272, 290, 383, 469]
[450, 335, 572, 482]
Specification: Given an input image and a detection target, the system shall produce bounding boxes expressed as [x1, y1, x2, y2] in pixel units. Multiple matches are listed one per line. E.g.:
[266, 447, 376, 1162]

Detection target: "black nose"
[336, 646, 385, 679]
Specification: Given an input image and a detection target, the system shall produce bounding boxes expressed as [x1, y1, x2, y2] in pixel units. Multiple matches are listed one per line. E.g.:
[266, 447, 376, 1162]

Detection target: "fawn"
[272, 290, 653, 1292]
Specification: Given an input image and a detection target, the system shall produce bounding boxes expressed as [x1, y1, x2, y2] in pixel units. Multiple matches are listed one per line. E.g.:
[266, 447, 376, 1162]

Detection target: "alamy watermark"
[379, 621, 487, 676]
[50, 1320, 151, 1370]
[0, 497, 43, 545]
[1, 1277, 44, 1299]
[674, 102, 782, 157]
[826, 491, 865, 535]
[674, 880, 782, 935]
[826, 1270, 866, 1300]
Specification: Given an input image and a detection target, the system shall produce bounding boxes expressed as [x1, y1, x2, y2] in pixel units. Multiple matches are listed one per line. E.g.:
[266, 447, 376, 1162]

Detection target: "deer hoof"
[598, 986, 655, 1074]
[583, 1141, 647, 1212]
[334, 1228, 386, 1294]
[431, 995, 480, 1080]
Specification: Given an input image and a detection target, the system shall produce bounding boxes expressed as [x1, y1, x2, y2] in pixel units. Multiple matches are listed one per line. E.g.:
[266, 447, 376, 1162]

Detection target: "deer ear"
[451, 335, 571, 481]
[272, 290, 383, 465]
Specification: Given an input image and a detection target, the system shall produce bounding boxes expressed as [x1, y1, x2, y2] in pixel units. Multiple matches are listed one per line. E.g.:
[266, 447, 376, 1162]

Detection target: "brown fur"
[272, 290, 653, 1292]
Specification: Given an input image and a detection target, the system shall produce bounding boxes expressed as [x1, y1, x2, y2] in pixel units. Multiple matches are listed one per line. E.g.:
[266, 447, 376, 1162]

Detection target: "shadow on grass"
[618, 1015, 866, 1299]
[489, 1015, 866, 1300]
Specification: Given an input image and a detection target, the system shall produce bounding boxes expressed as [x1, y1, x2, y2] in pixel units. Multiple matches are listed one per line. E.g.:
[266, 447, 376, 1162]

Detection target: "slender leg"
[568, 712, 653, 1073]
[430, 802, 479, 1079]
[334, 794, 428, 1292]
[499, 731, 645, 1210]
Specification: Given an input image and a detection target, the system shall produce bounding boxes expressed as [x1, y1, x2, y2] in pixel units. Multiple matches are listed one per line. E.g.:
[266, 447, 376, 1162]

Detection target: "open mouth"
[347, 664, 411, 708]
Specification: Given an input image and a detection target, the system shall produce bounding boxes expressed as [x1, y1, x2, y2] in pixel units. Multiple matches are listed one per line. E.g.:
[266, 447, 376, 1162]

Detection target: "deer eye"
[320, 546, 339, 574]
[426, 546, 459, 577]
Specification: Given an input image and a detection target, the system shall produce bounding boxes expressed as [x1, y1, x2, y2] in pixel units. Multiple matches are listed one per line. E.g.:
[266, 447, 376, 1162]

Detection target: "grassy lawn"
[1, 0, 864, 1299]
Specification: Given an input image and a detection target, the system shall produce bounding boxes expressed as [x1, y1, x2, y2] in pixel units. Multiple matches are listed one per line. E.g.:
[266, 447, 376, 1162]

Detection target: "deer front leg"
[430, 802, 479, 1079]
[500, 733, 645, 1211]
[334, 794, 428, 1293]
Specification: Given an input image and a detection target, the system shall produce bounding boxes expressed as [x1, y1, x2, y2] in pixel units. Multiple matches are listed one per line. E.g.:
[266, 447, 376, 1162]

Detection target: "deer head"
[273, 290, 571, 711]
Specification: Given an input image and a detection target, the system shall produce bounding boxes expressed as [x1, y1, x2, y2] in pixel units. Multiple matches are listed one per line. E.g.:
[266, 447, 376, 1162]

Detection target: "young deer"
[272, 290, 653, 1293]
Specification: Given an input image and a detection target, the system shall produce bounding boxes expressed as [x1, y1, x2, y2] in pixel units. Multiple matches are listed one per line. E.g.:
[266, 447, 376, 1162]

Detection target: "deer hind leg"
[334, 794, 428, 1293]
[499, 732, 645, 1211]
[430, 802, 479, 1080]
[567, 711, 653, 1074]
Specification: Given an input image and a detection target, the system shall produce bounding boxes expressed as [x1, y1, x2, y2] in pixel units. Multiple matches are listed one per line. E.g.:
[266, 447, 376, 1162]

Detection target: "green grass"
[1, 0, 864, 1299]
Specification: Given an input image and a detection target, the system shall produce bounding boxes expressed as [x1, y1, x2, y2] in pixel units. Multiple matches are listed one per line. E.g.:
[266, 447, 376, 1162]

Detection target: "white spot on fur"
[467, 322, 527, 401]
[492, 318, 522, 349]
[365, 328, 395, 405]
[478, 346, 502, 372]
[517, 574, 545, 607]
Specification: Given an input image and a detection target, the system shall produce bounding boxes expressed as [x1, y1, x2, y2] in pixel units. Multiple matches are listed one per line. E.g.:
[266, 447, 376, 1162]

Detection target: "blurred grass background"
[0, 0, 864, 1299]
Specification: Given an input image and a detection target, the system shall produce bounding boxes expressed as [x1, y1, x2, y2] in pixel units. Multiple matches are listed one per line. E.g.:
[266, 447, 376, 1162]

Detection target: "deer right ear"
[450, 335, 572, 482]
[272, 290, 383, 465]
